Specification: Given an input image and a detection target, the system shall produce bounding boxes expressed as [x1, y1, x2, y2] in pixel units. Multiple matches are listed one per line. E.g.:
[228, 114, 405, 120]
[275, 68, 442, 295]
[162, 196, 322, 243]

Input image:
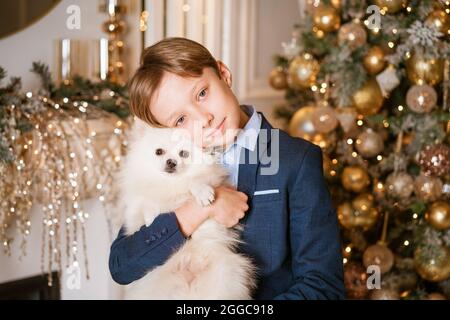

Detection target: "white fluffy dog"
[119, 119, 255, 299]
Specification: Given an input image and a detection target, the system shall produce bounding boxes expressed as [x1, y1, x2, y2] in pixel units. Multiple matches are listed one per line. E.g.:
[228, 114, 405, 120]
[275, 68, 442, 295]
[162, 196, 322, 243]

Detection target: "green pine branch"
[31, 61, 55, 94]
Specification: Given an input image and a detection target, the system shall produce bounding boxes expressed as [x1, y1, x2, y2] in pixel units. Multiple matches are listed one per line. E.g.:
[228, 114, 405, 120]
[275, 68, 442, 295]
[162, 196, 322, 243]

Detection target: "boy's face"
[149, 61, 247, 149]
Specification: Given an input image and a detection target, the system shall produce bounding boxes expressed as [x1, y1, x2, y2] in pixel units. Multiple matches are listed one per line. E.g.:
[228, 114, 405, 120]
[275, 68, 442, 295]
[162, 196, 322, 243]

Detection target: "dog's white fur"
[119, 119, 256, 299]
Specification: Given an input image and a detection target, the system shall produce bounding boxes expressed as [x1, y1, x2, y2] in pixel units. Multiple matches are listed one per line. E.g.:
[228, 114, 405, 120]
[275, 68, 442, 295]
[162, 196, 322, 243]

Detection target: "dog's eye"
[179, 150, 189, 158]
[155, 148, 165, 156]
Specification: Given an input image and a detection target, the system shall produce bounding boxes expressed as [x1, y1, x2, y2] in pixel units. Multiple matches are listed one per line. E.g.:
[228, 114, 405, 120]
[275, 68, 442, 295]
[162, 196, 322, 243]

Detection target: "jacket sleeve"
[274, 143, 346, 300]
[108, 212, 187, 285]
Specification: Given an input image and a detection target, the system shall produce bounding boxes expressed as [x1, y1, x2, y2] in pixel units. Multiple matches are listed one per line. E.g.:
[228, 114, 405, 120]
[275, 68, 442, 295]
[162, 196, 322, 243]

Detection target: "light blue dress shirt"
[219, 105, 262, 187]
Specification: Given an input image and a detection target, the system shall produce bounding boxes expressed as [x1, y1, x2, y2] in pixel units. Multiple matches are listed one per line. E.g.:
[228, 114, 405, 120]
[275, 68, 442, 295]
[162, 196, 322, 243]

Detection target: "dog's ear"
[132, 117, 151, 136]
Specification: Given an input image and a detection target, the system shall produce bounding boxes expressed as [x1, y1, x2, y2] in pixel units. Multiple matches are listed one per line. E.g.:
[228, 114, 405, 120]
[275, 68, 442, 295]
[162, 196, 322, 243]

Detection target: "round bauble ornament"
[341, 166, 370, 193]
[288, 53, 320, 89]
[363, 243, 395, 274]
[426, 9, 450, 36]
[414, 246, 450, 282]
[406, 52, 444, 86]
[373, 0, 407, 13]
[363, 46, 386, 75]
[414, 174, 443, 202]
[352, 79, 384, 116]
[355, 129, 384, 158]
[312, 105, 339, 134]
[426, 201, 450, 230]
[385, 172, 414, 199]
[269, 67, 288, 90]
[313, 5, 341, 33]
[338, 22, 367, 50]
[406, 84, 437, 113]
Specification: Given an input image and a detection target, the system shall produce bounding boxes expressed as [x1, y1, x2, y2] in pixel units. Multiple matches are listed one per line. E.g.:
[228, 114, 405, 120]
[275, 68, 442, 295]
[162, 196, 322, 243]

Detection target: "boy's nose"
[195, 110, 213, 128]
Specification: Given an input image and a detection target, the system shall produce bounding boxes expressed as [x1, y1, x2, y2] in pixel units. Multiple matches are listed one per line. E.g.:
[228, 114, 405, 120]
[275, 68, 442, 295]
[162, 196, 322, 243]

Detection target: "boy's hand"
[174, 186, 249, 237]
[208, 186, 249, 228]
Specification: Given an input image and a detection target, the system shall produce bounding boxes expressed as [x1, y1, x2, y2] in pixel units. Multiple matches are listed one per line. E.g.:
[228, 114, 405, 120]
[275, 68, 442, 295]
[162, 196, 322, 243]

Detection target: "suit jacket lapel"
[237, 112, 274, 198]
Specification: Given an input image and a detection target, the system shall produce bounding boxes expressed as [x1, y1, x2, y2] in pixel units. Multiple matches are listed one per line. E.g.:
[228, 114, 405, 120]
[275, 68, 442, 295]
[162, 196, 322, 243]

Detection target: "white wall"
[0, 0, 141, 91]
[0, 0, 141, 299]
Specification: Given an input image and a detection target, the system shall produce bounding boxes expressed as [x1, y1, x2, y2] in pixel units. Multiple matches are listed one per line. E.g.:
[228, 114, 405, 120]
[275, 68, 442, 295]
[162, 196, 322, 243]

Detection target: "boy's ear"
[216, 60, 232, 88]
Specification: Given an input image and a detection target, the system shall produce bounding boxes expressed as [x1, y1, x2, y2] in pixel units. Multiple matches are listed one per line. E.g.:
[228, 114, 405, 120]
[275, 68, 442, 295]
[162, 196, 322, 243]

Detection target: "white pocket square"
[253, 189, 279, 196]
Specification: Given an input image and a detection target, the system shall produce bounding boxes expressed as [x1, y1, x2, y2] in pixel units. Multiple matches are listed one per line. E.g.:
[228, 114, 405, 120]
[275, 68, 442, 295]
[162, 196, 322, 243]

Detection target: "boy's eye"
[155, 148, 165, 156]
[198, 88, 207, 99]
[175, 116, 185, 126]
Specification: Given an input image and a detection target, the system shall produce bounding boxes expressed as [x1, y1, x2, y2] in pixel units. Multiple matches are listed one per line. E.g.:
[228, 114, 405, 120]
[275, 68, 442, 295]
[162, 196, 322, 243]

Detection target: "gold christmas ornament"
[313, 5, 341, 33]
[288, 53, 320, 89]
[337, 203, 355, 228]
[344, 263, 369, 299]
[414, 246, 450, 282]
[288, 106, 336, 153]
[269, 67, 288, 90]
[414, 174, 443, 202]
[352, 79, 384, 116]
[352, 193, 374, 213]
[330, 0, 341, 9]
[338, 22, 367, 50]
[363, 46, 386, 75]
[355, 129, 384, 158]
[426, 201, 450, 230]
[406, 52, 444, 86]
[370, 288, 400, 300]
[338, 198, 379, 230]
[406, 84, 437, 113]
[419, 144, 450, 177]
[288, 106, 317, 138]
[373, 0, 407, 13]
[426, 9, 450, 36]
[306, 0, 341, 14]
[99, 1, 127, 85]
[311, 105, 339, 133]
[363, 243, 395, 274]
[341, 166, 370, 193]
[385, 172, 414, 199]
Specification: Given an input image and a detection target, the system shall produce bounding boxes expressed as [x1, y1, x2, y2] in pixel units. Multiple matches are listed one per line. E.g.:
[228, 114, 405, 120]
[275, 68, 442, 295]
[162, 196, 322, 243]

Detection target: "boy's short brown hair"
[128, 37, 220, 127]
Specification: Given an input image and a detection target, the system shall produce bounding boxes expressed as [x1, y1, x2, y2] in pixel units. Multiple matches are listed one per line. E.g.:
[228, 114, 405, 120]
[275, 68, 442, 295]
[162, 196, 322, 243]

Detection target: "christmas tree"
[270, 0, 450, 299]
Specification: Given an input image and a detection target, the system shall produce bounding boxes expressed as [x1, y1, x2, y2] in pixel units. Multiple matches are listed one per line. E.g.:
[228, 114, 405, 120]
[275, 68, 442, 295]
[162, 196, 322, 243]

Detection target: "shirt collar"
[234, 105, 261, 152]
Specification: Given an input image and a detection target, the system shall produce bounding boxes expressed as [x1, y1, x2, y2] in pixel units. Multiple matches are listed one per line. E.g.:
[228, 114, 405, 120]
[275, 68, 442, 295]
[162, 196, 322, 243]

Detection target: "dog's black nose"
[166, 159, 177, 169]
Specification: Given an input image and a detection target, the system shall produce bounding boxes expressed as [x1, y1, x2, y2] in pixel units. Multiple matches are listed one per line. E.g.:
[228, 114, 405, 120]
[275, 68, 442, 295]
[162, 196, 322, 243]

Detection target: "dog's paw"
[191, 184, 215, 207]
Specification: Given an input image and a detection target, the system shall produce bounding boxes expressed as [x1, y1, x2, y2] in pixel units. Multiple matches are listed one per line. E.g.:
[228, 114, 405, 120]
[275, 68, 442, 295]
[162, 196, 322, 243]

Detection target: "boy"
[109, 37, 345, 299]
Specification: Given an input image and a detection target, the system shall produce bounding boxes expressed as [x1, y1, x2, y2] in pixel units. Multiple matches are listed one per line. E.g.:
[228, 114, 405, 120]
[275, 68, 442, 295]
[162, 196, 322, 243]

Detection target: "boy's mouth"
[207, 117, 226, 138]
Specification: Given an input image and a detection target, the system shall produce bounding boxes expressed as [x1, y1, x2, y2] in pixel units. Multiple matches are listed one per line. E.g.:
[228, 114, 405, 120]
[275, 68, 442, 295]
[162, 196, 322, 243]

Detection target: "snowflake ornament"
[407, 21, 443, 47]
[282, 37, 302, 60]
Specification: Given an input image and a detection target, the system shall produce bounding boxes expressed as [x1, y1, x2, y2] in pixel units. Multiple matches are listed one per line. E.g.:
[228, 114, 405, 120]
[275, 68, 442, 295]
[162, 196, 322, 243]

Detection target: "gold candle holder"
[55, 39, 89, 85]
[99, 0, 127, 85]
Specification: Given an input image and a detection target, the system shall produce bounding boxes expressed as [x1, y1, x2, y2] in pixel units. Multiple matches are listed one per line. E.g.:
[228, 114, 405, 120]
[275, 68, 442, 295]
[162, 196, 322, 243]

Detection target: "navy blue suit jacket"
[109, 112, 345, 299]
